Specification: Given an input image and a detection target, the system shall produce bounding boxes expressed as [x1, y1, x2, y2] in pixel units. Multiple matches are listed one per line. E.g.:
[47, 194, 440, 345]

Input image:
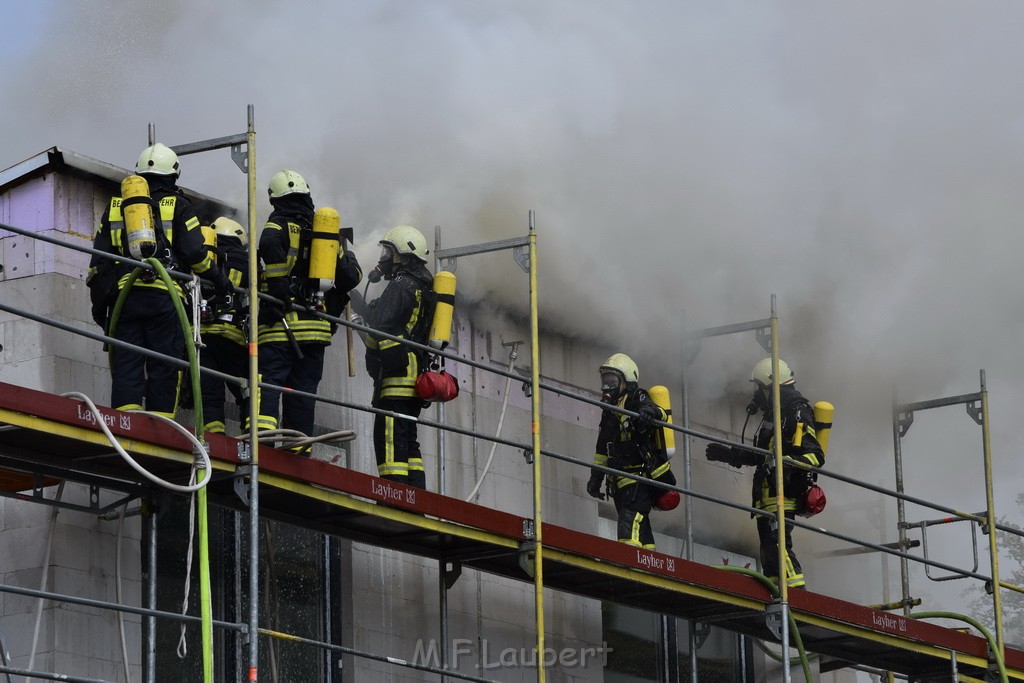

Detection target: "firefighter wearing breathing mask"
[198, 217, 250, 434]
[255, 170, 362, 444]
[363, 225, 434, 489]
[86, 143, 232, 417]
[704, 358, 822, 588]
[586, 353, 676, 549]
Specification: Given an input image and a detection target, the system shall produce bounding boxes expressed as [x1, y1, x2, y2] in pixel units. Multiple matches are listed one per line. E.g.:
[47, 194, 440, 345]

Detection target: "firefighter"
[86, 143, 231, 417]
[363, 225, 434, 489]
[704, 358, 823, 588]
[586, 353, 676, 549]
[255, 170, 362, 445]
[198, 217, 249, 434]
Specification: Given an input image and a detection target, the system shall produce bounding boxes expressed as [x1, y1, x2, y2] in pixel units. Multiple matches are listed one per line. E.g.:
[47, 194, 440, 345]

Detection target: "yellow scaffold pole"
[528, 211, 546, 683]
[770, 295, 792, 683]
[244, 105, 262, 683]
[980, 370, 1005, 658]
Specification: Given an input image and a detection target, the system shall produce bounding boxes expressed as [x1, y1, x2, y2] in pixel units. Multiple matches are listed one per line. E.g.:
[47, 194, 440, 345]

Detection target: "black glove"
[258, 300, 286, 327]
[365, 349, 382, 380]
[586, 474, 605, 500]
[324, 286, 349, 318]
[705, 443, 743, 468]
[91, 302, 109, 329]
[633, 403, 662, 431]
[336, 250, 362, 290]
[260, 277, 291, 326]
[657, 468, 677, 487]
[207, 266, 233, 297]
[88, 271, 116, 329]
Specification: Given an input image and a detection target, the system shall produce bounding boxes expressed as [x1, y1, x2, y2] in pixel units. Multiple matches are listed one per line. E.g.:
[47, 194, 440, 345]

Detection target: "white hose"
[256, 428, 357, 456]
[465, 349, 517, 502]
[175, 472, 198, 660]
[61, 393, 211, 493]
[26, 481, 65, 681]
[115, 503, 131, 682]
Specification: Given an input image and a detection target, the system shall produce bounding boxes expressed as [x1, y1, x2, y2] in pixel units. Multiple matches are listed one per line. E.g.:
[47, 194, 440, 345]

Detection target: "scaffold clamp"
[443, 560, 463, 589]
[518, 540, 536, 578]
[965, 400, 983, 426]
[764, 603, 784, 641]
[233, 465, 253, 506]
[237, 440, 251, 463]
[522, 447, 534, 464]
[897, 410, 915, 437]
[693, 621, 712, 649]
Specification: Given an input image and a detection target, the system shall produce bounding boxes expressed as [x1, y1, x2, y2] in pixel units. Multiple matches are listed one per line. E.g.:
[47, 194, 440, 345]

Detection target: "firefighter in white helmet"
[254, 170, 362, 445]
[587, 353, 676, 549]
[705, 357, 823, 588]
[86, 143, 232, 417]
[198, 216, 250, 434]
[363, 225, 434, 488]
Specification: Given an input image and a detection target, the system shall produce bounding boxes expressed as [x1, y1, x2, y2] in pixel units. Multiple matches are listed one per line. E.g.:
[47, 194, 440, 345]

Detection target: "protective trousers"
[111, 288, 184, 417]
[256, 342, 325, 439]
[756, 511, 805, 588]
[612, 481, 655, 549]
[373, 396, 425, 489]
[199, 335, 248, 433]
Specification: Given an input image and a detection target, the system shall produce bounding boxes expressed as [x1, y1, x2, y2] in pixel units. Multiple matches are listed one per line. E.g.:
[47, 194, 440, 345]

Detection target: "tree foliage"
[965, 493, 1024, 646]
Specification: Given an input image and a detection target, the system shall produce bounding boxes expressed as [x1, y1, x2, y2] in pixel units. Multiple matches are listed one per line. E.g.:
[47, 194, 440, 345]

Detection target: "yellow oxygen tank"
[121, 175, 157, 260]
[428, 271, 457, 350]
[309, 207, 340, 288]
[813, 401, 834, 457]
[648, 385, 675, 458]
[201, 225, 217, 263]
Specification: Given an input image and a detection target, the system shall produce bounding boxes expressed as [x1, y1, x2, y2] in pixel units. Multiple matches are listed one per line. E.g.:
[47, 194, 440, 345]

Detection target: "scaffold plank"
[0, 381, 1020, 680]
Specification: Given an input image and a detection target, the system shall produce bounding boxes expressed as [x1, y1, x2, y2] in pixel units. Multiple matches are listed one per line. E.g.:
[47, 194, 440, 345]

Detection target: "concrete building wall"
[1, 171, 142, 680]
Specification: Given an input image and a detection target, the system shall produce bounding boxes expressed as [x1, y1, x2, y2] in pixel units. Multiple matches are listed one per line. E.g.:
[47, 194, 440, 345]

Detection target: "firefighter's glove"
[258, 300, 286, 327]
[586, 474, 605, 500]
[705, 443, 743, 469]
[324, 286, 349, 318]
[91, 303, 108, 329]
[207, 267, 233, 297]
[88, 275, 116, 329]
[633, 404, 662, 432]
[336, 250, 363, 290]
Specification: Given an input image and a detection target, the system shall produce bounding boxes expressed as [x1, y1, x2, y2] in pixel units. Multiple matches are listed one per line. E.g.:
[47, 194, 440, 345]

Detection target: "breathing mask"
[601, 371, 625, 403]
[367, 244, 398, 283]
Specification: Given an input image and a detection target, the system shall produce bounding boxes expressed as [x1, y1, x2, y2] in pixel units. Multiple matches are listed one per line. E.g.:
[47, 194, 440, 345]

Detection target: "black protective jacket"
[87, 176, 215, 313]
[737, 383, 823, 513]
[365, 262, 434, 400]
[258, 196, 361, 345]
[591, 388, 675, 492]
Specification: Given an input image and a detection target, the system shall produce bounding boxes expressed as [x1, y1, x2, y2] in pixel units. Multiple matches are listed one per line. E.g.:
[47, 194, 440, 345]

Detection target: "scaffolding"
[0, 109, 1022, 682]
